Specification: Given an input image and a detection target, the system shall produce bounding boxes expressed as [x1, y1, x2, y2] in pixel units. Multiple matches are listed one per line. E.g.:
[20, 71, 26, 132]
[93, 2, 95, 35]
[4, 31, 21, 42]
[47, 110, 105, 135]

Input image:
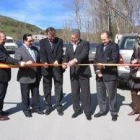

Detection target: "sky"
[0, 0, 72, 30]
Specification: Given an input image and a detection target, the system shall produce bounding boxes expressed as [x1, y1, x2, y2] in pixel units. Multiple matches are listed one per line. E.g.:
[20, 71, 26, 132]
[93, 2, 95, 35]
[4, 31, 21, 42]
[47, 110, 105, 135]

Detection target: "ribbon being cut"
[1, 63, 140, 68]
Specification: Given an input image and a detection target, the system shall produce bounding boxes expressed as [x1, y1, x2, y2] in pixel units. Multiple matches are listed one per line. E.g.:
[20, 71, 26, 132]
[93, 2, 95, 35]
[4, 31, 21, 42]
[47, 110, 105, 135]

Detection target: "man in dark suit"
[94, 31, 119, 121]
[15, 34, 44, 118]
[0, 31, 27, 121]
[62, 29, 92, 120]
[39, 27, 64, 116]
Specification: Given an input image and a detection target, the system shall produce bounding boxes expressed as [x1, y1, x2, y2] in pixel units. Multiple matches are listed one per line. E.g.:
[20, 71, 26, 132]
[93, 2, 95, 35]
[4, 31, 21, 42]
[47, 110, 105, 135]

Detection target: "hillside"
[0, 15, 42, 40]
[0, 15, 100, 42]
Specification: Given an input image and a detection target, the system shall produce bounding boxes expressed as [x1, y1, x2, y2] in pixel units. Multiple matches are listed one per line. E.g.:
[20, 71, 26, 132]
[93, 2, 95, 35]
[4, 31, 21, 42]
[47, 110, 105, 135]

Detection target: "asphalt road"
[0, 64, 140, 140]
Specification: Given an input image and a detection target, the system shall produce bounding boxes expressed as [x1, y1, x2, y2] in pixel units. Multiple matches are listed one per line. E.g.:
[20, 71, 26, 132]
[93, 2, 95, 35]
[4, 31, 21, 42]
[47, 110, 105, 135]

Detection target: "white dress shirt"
[24, 44, 36, 62]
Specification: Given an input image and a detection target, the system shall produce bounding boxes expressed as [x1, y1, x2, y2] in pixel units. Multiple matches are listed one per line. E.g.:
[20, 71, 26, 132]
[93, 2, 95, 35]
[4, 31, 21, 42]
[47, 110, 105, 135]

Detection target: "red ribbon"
[0, 63, 140, 69]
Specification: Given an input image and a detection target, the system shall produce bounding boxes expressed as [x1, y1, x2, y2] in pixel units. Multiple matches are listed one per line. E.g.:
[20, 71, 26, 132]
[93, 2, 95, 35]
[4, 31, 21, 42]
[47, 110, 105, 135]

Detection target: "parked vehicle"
[4, 36, 18, 53]
[33, 41, 40, 50]
[89, 43, 98, 62]
[32, 34, 46, 40]
[16, 40, 22, 47]
[117, 33, 138, 86]
[115, 34, 122, 44]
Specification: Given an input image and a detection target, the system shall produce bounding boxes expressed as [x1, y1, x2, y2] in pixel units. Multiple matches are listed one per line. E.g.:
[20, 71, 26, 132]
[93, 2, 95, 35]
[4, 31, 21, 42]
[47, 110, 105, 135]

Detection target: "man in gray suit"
[15, 34, 44, 117]
[62, 29, 92, 120]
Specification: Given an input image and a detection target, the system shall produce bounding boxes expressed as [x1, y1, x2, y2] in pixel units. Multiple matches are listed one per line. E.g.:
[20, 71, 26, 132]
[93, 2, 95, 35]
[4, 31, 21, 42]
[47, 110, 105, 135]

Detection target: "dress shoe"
[72, 110, 82, 118]
[135, 115, 140, 121]
[0, 111, 9, 116]
[57, 109, 64, 116]
[33, 110, 44, 115]
[86, 114, 92, 120]
[0, 115, 9, 121]
[23, 111, 32, 117]
[94, 112, 106, 118]
[112, 115, 118, 121]
[128, 110, 139, 116]
[45, 108, 52, 115]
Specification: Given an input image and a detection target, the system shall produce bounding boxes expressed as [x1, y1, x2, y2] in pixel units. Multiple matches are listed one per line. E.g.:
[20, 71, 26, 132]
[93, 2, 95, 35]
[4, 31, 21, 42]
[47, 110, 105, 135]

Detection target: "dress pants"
[0, 82, 8, 112]
[43, 69, 63, 109]
[71, 75, 91, 115]
[20, 81, 40, 111]
[96, 79, 117, 115]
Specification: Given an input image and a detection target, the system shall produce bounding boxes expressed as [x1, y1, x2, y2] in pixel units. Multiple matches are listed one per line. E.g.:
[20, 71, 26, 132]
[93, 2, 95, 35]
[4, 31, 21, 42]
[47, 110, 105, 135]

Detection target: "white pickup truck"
[4, 36, 18, 53]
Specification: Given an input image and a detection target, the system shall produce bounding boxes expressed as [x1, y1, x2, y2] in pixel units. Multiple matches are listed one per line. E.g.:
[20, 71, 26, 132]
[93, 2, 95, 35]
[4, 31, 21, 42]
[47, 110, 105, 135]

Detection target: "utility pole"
[107, 0, 111, 32]
[108, 7, 111, 32]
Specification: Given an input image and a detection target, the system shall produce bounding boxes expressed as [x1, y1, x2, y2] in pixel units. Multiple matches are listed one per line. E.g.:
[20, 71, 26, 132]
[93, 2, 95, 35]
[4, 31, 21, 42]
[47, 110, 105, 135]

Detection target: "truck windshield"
[6, 39, 14, 43]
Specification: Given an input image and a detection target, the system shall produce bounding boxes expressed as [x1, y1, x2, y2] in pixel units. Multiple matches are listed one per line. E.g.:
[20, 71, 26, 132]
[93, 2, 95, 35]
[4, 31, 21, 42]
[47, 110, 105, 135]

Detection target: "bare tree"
[63, 0, 140, 42]
[62, 20, 72, 43]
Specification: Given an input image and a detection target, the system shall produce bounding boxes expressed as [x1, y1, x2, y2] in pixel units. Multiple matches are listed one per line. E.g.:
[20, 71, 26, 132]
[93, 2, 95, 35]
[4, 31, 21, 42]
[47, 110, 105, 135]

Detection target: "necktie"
[104, 45, 107, 52]
[29, 48, 36, 62]
[49, 41, 54, 50]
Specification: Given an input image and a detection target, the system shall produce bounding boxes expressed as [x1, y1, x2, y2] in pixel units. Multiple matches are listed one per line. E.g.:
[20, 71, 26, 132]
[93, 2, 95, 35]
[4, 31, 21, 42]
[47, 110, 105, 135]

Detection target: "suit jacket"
[130, 46, 140, 62]
[63, 39, 91, 79]
[39, 37, 63, 77]
[94, 41, 119, 82]
[130, 46, 140, 76]
[15, 45, 41, 84]
[0, 44, 19, 82]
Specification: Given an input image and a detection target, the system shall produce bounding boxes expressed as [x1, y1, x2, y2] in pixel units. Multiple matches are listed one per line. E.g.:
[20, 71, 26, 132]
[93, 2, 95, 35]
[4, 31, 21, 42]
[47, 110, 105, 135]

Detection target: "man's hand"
[53, 60, 59, 67]
[44, 62, 49, 68]
[19, 61, 33, 67]
[68, 59, 77, 67]
[132, 59, 137, 64]
[25, 60, 33, 67]
[19, 61, 26, 67]
[97, 73, 103, 78]
[62, 63, 68, 69]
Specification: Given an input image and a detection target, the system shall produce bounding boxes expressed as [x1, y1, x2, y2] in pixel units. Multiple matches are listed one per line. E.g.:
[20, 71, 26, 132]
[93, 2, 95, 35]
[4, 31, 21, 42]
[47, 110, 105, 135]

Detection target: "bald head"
[0, 32, 6, 45]
[100, 31, 111, 46]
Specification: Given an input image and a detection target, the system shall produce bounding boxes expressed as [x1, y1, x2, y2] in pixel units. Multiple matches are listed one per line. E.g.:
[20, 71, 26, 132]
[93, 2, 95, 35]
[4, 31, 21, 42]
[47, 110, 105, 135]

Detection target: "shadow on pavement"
[90, 92, 126, 114]
[4, 92, 127, 116]
[62, 93, 98, 115]
[90, 93, 98, 115]
[116, 93, 125, 112]
[4, 102, 22, 116]
[62, 93, 72, 111]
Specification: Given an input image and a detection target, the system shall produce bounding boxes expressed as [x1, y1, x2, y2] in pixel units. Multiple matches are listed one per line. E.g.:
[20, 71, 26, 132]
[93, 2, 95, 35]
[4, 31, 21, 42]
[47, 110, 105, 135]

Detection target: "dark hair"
[23, 34, 32, 41]
[45, 27, 56, 34]
[101, 31, 112, 38]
